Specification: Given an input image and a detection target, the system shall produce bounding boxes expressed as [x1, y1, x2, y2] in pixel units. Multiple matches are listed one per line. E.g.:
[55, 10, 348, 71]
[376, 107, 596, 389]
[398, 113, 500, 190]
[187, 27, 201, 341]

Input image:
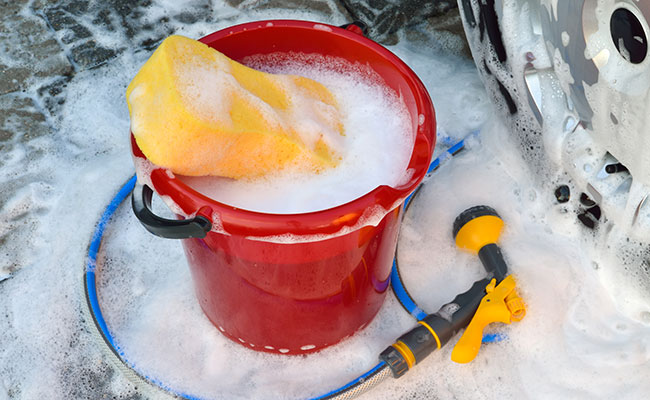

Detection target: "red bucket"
[131, 20, 435, 354]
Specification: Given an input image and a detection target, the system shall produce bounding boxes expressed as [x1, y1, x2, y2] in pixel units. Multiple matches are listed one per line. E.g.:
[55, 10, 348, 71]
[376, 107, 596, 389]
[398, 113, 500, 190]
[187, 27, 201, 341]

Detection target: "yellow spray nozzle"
[453, 205, 504, 254]
[451, 275, 526, 364]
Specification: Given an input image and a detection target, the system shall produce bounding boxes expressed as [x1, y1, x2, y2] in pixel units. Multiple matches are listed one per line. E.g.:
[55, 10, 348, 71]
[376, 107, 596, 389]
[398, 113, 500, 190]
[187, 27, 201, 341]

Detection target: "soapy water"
[100, 115, 650, 400]
[1, 3, 650, 400]
[128, 36, 347, 179]
[177, 52, 414, 214]
[111, 44, 650, 400]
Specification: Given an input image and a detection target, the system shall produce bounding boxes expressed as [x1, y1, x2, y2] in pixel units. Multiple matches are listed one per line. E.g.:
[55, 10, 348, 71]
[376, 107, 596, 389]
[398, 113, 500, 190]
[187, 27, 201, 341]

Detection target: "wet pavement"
[0, 1, 467, 398]
[0, 0, 466, 278]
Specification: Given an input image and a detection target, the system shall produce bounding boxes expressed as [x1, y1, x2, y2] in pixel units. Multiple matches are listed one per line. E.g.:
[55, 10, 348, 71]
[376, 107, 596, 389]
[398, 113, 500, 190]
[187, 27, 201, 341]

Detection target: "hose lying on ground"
[83, 137, 472, 400]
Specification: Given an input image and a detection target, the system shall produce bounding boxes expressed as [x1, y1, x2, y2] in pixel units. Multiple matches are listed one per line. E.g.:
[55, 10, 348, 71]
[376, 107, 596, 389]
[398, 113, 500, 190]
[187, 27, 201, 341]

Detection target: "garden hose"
[83, 175, 391, 400]
[383, 202, 527, 375]
[83, 136, 524, 399]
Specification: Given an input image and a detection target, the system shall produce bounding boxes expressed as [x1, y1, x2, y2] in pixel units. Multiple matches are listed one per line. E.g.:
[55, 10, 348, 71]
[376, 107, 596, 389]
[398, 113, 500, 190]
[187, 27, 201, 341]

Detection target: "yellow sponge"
[126, 35, 343, 179]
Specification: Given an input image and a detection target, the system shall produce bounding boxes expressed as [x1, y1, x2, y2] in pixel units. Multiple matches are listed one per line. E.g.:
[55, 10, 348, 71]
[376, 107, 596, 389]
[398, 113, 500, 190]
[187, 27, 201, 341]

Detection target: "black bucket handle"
[131, 182, 212, 239]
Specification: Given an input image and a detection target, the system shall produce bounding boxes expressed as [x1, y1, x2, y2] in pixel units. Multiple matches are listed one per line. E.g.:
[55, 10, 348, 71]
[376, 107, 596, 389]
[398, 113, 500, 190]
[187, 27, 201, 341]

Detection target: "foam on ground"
[1, 2, 650, 400]
[98, 115, 650, 400]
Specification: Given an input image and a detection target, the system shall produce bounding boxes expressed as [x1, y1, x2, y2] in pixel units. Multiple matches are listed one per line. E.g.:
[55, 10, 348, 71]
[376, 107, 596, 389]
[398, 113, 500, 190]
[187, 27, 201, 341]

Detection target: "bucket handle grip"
[131, 182, 212, 239]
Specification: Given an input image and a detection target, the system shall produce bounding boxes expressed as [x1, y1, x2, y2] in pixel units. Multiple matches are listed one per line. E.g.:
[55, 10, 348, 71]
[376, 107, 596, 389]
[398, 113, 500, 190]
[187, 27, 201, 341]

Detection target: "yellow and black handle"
[379, 277, 490, 377]
[452, 205, 525, 363]
[380, 205, 526, 377]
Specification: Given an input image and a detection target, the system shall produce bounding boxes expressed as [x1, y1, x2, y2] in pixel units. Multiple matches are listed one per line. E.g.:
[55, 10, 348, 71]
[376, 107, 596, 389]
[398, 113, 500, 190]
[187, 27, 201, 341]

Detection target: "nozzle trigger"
[451, 275, 526, 363]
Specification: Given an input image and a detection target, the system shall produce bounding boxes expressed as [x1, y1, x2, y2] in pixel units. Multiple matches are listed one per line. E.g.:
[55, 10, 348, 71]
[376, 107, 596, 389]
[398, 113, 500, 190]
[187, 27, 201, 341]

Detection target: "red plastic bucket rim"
[131, 19, 436, 238]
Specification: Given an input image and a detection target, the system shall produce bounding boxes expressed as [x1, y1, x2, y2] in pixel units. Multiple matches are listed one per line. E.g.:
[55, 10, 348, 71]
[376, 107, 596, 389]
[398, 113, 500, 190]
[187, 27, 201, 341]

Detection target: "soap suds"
[2, 3, 649, 400]
[179, 52, 414, 214]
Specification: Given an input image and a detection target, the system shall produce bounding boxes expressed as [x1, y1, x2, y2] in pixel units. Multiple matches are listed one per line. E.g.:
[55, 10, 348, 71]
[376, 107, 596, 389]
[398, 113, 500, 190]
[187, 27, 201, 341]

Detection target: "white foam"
[2, 2, 650, 399]
[245, 204, 390, 243]
[133, 156, 156, 189]
[178, 53, 415, 214]
[98, 118, 650, 399]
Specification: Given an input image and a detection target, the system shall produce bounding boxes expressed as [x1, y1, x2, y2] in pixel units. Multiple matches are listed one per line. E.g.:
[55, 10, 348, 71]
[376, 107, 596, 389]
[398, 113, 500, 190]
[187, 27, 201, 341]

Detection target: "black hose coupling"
[379, 278, 490, 378]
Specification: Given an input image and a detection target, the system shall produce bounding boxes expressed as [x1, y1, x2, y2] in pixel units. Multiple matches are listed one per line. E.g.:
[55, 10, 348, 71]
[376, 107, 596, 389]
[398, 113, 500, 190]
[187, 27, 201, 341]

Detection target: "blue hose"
[84, 134, 493, 400]
[85, 175, 206, 400]
[392, 138, 468, 320]
[390, 134, 505, 344]
[85, 175, 385, 400]
[390, 263, 428, 320]
[86, 176, 136, 347]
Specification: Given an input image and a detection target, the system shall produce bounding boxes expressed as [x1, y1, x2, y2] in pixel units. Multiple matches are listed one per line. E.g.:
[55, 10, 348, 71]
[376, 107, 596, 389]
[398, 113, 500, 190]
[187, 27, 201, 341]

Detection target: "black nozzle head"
[453, 205, 501, 240]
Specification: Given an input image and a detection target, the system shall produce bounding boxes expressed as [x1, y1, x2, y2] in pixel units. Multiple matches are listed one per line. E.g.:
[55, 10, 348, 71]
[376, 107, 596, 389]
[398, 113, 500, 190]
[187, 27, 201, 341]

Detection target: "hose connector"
[379, 317, 445, 378]
[379, 279, 491, 378]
